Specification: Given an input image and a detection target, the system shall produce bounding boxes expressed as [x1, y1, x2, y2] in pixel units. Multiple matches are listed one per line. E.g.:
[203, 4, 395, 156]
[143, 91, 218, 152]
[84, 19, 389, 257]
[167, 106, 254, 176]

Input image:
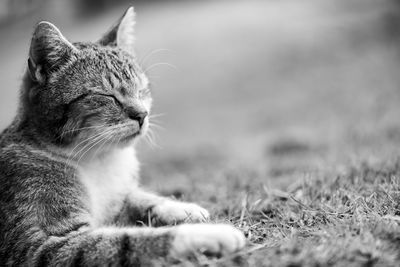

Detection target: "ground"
[0, 0, 400, 266]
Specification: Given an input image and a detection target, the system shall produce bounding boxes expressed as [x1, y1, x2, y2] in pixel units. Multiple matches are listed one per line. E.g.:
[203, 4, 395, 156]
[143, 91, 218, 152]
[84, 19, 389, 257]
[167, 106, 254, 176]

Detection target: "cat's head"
[21, 7, 152, 154]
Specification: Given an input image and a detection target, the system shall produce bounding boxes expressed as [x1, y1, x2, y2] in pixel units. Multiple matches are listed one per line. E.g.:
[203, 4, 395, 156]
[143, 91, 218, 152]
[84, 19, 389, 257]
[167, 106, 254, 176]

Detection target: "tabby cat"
[0, 7, 245, 266]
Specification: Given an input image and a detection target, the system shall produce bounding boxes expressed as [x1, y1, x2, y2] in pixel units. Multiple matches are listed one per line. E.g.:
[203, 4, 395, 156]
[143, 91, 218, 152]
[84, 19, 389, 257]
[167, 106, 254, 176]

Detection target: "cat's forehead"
[74, 42, 148, 91]
[101, 70, 148, 93]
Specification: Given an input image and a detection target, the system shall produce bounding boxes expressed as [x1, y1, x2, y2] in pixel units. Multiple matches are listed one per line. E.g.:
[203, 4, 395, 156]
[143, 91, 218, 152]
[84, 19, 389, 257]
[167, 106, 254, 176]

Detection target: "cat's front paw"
[151, 201, 210, 225]
[170, 224, 246, 258]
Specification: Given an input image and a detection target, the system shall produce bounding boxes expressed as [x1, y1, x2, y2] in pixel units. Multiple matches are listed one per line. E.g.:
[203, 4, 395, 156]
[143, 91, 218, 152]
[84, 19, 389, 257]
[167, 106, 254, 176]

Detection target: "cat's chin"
[119, 133, 139, 144]
[118, 128, 146, 146]
[114, 122, 147, 144]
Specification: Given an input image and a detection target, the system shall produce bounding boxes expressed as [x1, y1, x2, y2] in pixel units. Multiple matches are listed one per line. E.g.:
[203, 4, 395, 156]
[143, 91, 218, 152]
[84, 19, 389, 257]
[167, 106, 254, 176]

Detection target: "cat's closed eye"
[97, 94, 124, 109]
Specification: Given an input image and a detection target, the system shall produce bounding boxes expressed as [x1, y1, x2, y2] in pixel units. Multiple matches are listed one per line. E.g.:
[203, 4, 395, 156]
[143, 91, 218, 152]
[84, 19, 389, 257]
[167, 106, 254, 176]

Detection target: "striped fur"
[0, 7, 245, 266]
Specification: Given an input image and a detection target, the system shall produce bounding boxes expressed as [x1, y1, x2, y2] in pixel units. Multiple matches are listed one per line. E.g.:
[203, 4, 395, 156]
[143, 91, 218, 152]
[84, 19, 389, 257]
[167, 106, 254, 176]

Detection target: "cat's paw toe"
[171, 224, 246, 258]
[152, 201, 210, 225]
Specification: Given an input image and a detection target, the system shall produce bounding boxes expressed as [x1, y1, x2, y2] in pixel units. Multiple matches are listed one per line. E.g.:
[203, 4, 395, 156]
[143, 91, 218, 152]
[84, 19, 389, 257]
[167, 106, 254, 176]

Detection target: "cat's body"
[0, 7, 245, 266]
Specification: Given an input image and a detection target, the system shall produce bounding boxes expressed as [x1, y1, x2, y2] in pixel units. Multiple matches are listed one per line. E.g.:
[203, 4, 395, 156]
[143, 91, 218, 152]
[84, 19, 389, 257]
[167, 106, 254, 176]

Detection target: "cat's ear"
[98, 7, 136, 54]
[28, 21, 77, 82]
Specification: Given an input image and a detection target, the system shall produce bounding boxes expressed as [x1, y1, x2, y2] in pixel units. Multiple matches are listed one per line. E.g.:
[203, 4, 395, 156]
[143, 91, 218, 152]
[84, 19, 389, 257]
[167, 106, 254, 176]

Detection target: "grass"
[235, 160, 400, 267]
[147, 158, 400, 266]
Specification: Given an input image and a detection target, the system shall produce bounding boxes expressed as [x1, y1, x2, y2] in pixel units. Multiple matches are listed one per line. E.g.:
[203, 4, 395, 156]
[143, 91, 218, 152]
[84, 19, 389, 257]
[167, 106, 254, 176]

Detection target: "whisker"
[145, 128, 162, 149]
[144, 63, 178, 74]
[140, 48, 173, 66]
[75, 129, 116, 164]
[65, 123, 124, 165]
[72, 132, 110, 161]
[148, 119, 164, 126]
[63, 122, 137, 172]
[90, 130, 117, 161]
[62, 124, 109, 134]
[149, 123, 165, 131]
[115, 130, 123, 148]
[76, 122, 136, 163]
[59, 123, 109, 141]
[145, 75, 161, 79]
[149, 127, 160, 140]
[144, 134, 156, 149]
[149, 113, 165, 119]
[68, 126, 110, 156]
[63, 126, 111, 172]
[90, 123, 132, 160]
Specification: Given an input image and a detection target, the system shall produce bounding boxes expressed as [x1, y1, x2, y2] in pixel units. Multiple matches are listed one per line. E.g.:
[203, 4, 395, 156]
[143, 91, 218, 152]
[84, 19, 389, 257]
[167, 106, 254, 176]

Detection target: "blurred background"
[1, 0, 400, 192]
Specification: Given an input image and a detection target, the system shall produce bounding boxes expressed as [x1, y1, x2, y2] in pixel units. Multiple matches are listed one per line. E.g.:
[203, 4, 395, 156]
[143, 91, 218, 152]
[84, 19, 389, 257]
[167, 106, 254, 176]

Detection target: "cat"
[0, 7, 245, 266]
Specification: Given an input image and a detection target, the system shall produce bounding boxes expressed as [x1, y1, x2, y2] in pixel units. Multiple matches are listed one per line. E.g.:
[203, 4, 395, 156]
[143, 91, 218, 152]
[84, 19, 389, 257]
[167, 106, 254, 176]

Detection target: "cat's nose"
[127, 110, 148, 126]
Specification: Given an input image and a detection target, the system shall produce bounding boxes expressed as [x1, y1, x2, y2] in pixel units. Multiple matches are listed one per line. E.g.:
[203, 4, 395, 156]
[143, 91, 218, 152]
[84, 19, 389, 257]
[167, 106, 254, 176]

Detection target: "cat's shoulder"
[0, 127, 70, 180]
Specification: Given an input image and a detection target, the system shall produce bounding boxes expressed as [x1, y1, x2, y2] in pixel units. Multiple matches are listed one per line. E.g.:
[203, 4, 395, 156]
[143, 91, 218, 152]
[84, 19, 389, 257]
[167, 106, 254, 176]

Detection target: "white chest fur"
[78, 146, 139, 226]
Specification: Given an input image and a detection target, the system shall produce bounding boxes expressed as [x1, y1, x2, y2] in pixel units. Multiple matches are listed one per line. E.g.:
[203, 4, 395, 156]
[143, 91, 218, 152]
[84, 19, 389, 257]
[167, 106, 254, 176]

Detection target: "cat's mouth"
[120, 131, 140, 142]
[117, 122, 146, 143]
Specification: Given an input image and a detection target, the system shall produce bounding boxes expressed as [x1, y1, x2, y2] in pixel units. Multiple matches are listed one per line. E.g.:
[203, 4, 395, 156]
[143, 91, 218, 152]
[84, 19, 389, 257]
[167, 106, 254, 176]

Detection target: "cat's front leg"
[128, 189, 210, 225]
